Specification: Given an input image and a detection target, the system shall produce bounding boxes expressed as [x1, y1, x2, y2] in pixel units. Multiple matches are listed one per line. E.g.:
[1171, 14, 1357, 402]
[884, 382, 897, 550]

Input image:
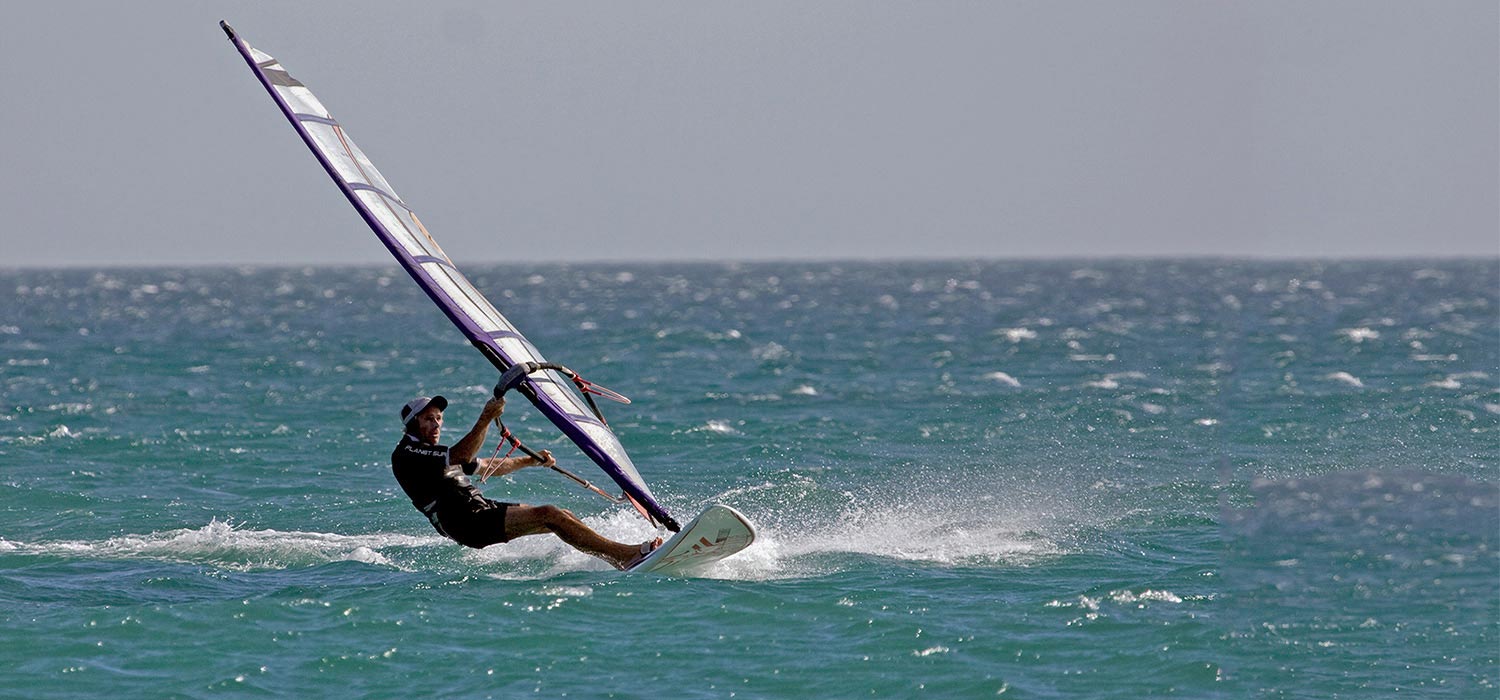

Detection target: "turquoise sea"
[1, 259, 1495, 698]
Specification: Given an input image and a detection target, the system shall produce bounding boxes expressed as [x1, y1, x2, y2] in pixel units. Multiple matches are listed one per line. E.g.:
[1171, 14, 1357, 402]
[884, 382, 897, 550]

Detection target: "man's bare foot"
[617, 537, 664, 571]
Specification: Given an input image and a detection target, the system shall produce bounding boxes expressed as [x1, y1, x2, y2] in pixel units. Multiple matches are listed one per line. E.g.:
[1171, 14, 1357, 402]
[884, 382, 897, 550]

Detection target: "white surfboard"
[626, 504, 756, 575]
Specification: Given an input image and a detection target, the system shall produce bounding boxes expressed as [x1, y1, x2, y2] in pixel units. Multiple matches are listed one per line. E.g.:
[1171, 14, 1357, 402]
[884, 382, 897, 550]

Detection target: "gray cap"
[400, 395, 448, 426]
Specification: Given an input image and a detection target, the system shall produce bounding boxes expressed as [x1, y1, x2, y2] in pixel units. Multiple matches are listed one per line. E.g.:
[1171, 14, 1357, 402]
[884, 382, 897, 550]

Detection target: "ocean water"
[1, 259, 1495, 698]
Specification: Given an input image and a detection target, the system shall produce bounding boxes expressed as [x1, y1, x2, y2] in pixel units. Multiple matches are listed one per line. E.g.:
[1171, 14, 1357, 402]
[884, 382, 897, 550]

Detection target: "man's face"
[409, 405, 443, 443]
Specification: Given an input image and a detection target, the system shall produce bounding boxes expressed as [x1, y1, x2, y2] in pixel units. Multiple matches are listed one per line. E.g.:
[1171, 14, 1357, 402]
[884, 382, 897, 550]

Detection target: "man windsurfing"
[391, 394, 660, 569]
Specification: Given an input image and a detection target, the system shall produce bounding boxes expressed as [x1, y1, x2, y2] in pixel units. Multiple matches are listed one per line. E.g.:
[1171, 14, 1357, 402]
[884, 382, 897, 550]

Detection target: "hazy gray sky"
[3, 1, 1495, 267]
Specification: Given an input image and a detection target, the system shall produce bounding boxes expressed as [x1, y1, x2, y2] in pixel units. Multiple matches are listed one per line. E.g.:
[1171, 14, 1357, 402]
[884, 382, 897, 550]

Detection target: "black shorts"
[430, 499, 517, 549]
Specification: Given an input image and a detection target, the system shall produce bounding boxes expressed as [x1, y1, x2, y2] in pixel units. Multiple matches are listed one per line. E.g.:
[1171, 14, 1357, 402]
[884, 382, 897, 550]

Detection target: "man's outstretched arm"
[477, 449, 555, 480]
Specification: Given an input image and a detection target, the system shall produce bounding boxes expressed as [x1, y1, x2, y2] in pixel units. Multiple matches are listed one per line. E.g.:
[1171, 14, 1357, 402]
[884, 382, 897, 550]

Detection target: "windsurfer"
[391, 394, 660, 569]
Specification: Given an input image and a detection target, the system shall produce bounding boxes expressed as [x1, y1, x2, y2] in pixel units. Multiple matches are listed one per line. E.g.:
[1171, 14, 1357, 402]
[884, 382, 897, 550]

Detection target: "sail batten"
[222, 21, 676, 531]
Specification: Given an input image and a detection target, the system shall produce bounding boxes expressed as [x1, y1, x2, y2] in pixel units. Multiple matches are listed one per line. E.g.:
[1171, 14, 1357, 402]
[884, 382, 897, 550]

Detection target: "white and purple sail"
[222, 22, 678, 532]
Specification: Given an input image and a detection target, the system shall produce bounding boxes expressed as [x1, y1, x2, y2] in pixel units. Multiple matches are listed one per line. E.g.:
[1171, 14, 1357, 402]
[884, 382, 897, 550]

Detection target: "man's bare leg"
[504, 504, 656, 568]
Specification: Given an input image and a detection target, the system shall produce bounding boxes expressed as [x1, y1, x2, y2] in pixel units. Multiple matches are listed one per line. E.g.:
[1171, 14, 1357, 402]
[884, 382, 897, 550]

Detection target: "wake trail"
[0, 519, 439, 572]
